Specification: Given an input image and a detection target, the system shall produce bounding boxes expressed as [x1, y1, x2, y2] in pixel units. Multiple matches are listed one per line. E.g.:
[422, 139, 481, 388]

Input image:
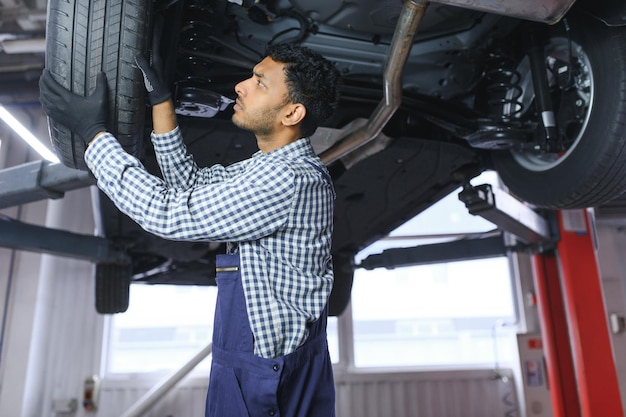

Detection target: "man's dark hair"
[265, 43, 341, 138]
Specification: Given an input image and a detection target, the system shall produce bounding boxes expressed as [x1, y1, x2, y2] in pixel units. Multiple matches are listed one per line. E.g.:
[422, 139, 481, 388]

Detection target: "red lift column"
[556, 210, 623, 416]
[531, 251, 581, 417]
[457, 184, 623, 416]
[537, 210, 623, 417]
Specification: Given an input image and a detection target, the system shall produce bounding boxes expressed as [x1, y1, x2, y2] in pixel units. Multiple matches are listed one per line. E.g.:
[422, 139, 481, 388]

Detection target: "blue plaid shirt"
[85, 127, 335, 358]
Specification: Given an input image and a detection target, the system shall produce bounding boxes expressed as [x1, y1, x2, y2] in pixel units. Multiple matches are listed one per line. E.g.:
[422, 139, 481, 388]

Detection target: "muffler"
[320, 0, 429, 165]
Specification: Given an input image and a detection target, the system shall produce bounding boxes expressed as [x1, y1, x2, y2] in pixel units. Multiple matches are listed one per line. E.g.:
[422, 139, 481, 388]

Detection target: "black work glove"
[39, 69, 109, 145]
[135, 54, 171, 105]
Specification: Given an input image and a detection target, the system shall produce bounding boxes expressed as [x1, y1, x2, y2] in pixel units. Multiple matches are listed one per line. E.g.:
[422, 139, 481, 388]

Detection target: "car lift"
[460, 184, 624, 417]
[360, 182, 624, 417]
[0, 161, 127, 264]
[0, 161, 624, 416]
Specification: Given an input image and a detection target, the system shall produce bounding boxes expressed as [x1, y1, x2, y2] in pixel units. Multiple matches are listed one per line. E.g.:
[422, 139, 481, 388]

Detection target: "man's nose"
[234, 81, 245, 97]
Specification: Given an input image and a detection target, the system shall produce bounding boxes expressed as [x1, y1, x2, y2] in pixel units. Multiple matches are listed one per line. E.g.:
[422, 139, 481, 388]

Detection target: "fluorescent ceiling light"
[0, 37, 45, 54]
[0, 105, 60, 163]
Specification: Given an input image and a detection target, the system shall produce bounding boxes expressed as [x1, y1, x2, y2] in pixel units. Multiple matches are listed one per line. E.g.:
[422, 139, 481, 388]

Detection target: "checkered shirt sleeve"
[85, 127, 335, 358]
[86, 129, 296, 242]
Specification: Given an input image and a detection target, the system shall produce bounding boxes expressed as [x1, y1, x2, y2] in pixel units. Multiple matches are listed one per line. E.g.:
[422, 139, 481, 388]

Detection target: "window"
[106, 285, 340, 374]
[351, 258, 517, 368]
[106, 171, 515, 373]
[350, 172, 518, 368]
[105, 285, 216, 374]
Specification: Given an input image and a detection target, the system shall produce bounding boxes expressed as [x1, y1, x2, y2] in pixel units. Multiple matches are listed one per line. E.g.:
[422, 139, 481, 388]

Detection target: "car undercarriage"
[4, 0, 626, 314]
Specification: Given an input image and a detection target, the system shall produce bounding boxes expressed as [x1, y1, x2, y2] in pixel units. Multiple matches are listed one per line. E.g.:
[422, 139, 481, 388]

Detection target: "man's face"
[232, 57, 290, 136]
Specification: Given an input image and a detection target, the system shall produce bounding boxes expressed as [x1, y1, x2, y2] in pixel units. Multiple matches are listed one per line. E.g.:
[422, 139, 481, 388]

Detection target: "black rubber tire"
[95, 263, 131, 314]
[492, 12, 626, 209]
[328, 254, 354, 317]
[45, 0, 150, 170]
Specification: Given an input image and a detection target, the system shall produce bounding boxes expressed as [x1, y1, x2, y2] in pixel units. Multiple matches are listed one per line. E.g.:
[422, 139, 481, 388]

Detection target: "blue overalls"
[205, 253, 336, 417]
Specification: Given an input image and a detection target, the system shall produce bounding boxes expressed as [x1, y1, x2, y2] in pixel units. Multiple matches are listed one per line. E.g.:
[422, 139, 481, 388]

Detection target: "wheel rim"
[509, 37, 594, 172]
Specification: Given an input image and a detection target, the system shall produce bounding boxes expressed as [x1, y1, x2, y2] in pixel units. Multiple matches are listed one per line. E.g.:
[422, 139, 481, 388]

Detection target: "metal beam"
[0, 214, 129, 264]
[358, 234, 507, 270]
[0, 160, 95, 209]
[458, 183, 553, 245]
[352, 182, 554, 271]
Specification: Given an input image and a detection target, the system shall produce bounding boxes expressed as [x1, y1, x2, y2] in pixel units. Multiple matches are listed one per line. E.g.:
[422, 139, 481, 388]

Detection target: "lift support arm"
[359, 182, 556, 270]
[458, 183, 553, 245]
[0, 160, 95, 209]
[0, 161, 125, 262]
[0, 215, 129, 264]
[358, 234, 507, 270]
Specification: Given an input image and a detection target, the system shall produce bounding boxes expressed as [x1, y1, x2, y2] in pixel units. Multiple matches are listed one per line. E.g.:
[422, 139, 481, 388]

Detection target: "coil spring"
[179, 0, 216, 51]
[178, 0, 262, 72]
[175, 0, 227, 80]
[485, 52, 524, 121]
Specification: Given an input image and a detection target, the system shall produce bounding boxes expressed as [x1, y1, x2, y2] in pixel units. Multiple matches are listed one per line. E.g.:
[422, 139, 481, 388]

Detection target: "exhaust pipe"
[320, 0, 429, 165]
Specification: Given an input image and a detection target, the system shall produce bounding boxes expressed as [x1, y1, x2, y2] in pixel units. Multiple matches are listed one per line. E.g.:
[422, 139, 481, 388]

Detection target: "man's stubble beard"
[232, 101, 286, 137]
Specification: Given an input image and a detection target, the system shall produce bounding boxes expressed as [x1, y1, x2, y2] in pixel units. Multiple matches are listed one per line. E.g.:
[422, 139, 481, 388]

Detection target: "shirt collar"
[252, 138, 315, 159]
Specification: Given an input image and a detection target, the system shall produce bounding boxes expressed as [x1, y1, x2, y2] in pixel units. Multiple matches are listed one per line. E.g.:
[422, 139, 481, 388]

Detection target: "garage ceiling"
[0, 0, 46, 103]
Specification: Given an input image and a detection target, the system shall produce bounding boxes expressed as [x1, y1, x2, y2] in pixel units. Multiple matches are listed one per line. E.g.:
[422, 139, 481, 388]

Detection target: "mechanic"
[39, 43, 341, 416]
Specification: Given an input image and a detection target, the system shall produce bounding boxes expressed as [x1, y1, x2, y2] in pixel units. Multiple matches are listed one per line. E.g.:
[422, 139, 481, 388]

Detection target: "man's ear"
[282, 103, 306, 127]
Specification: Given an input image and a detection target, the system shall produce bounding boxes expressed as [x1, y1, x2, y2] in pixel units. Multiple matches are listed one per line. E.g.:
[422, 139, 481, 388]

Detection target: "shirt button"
[268, 408, 276, 416]
[272, 364, 280, 372]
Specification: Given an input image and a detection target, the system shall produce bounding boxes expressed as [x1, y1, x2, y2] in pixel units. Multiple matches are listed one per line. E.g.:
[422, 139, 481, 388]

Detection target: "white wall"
[0, 106, 49, 415]
[0, 187, 104, 417]
[0, 105, 105, 416]
[88, 368, 517, 417]
[0, 199, 47, 416]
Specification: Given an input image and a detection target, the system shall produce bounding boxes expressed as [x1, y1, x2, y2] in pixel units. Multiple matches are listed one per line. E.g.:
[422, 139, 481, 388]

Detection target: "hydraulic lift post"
[355, 183, 624, 416]
[460, 184, 624, 417]
[550, 210, 623, 417]
[531, 251, 581, 417]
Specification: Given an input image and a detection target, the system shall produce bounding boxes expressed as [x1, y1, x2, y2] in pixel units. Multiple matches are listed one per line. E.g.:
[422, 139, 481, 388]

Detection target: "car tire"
[45, 0, 150, 170]
[95, 263, 131, 314]
[492, 12, 626, 209]
[328, 254, 354, 317]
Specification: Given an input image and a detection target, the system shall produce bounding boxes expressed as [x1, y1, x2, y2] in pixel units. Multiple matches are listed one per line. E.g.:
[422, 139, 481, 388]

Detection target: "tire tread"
[45, 0, 150, 170]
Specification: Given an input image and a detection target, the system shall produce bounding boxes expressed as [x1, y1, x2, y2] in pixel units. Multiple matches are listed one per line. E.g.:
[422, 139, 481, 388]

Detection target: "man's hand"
[135, 54, 171, 106]
[39, 69, 109, 145]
